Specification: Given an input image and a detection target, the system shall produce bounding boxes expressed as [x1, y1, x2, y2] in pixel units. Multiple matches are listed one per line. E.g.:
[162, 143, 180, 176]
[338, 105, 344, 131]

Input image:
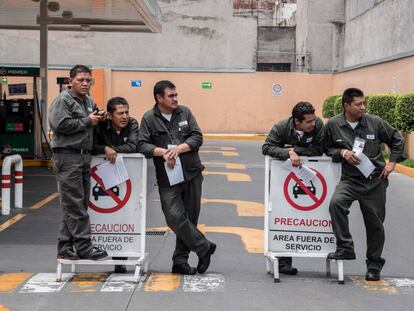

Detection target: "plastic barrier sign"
[88, 154, 147, 257]
[267, 157, 341, 255]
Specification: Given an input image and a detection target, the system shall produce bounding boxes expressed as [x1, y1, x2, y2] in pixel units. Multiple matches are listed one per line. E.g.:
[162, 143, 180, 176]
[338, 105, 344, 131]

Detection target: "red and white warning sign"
[267, 157, 341, 255]
[88, 154, 147, 257]
[88, 165, 132, 214]
[283, 169, 327, 211]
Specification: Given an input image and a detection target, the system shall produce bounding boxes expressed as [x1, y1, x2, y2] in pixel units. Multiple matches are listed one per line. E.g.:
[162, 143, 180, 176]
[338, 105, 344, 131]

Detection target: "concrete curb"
[204, 134, 266, 141]
[0, 159, 53, 168]
[395, 163, 414, 179]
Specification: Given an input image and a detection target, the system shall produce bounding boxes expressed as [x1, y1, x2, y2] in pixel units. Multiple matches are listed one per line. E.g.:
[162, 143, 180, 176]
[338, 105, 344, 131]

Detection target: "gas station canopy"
[0, 0, 162, 33]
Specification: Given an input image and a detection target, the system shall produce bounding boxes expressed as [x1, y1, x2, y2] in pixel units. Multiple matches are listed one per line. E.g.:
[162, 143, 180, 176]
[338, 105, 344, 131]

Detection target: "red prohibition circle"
[88, 166, 132, 214]
[283, 169, 327, 211]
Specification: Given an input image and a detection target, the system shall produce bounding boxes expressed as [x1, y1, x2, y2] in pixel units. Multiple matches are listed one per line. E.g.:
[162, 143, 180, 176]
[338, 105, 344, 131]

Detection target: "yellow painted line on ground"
[202, 171, 251, 182]
[200, 150, 239, 156]
[68, 273, 108, 292]
[0, 214, 27, 233]
[201, 198, 263, 217]
[349, 276, 398, 294]
[0, 272, 33, 293]
[202, 162, 246, 170]
[148, 225, 263, 254]
[144, 273, 180, 292]
[31, 192, 59, 209]
[0, 304, 10, 311]
[202, 146, 237, 151]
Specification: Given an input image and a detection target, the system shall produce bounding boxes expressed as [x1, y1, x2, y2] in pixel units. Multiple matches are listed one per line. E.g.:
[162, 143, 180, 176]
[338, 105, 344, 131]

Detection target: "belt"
[52, 148, 90, 154]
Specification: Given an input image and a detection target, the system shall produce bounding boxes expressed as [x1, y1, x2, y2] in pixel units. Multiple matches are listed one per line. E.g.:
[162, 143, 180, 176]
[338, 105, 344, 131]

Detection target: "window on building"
[257, 63, 291, 72]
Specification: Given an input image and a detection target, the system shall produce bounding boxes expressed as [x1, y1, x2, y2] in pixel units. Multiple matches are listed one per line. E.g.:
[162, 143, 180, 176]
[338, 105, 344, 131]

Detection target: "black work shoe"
[114, 265, 127, 273]
[57, 249, 80, 260]
[327, 249, 356, 260]
[197, 243, 216, 274]
[172, 263, 197, 275]
[79, 247, 108, 260]
[365, 270, 380, 281]
[279, 265, 298, 275]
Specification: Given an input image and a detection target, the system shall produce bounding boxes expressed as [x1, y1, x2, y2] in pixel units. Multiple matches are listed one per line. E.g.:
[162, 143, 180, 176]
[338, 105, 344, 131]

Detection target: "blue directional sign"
[131, 80, 142, 87]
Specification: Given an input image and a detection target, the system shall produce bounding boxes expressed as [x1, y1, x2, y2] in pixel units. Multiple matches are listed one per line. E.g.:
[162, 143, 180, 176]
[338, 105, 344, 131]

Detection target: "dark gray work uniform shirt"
[138, 104, 204, 187]
[92, 118, 139, 155]
[262, 116, 325, 159]
[48, 89, 97, 150]
[324, 113, 404, 178]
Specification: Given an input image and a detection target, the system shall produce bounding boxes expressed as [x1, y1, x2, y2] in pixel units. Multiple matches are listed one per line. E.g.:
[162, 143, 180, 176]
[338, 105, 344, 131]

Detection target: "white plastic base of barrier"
[265, 252, 344, 284]
[56, 254, 149, 283]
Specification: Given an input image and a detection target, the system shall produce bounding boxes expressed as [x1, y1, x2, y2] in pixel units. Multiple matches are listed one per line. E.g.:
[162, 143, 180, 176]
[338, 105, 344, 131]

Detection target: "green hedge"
[322, 95, 340, 118]
[333, 96, 343, 116]
[366, 94, 397, 127]
[322, 93, 414, 133]
[395, 93, 414, 133]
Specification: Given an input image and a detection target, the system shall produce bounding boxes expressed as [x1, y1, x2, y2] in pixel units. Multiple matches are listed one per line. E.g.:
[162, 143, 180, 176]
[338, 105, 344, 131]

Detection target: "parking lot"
[1, 140, 414, 311]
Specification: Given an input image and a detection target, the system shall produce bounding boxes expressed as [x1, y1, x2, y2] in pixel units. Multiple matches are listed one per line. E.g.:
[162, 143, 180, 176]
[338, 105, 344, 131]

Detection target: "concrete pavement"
[1, 140, 414, 311]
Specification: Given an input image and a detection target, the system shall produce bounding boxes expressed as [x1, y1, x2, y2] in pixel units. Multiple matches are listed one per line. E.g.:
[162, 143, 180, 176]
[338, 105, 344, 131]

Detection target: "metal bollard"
[1, 154, 23, 215]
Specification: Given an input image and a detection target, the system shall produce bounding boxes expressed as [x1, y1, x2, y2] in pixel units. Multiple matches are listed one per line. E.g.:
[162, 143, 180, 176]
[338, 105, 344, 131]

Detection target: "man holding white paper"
[262, 101, 324, 275]
[138, 80, 216, 275]
[324, 88, 404, 281]
[92, 96, 138, 273]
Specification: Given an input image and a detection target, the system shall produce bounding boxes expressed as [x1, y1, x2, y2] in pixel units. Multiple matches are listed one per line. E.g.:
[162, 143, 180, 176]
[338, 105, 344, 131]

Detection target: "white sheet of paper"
[164, 156, 185, 186]
[355, 151, 376, 178]
[282, 159, 317, 183]
[95, 155, 129, 190]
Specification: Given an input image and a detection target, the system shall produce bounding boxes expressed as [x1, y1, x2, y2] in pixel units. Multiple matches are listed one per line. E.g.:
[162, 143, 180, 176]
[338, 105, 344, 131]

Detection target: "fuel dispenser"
[0, 98, 35, 157]
[0, 66, 42, 158]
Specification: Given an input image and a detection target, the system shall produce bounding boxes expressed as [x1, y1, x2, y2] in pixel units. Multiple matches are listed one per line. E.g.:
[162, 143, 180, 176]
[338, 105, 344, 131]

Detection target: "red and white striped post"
[1, 154, 23, 215]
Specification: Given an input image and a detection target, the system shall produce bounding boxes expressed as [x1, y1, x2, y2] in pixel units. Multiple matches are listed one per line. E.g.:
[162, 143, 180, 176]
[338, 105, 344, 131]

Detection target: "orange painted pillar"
[91, 68, 105, 109]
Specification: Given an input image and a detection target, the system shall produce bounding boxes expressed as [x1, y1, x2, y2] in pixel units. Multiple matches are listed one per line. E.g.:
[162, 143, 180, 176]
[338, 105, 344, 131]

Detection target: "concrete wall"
[296, 0, 345, 72]
[0, 0, 257, 70]
[343, 0, 414, 68]
[257, 27, 296, 67]
[40, 69, 332, 134]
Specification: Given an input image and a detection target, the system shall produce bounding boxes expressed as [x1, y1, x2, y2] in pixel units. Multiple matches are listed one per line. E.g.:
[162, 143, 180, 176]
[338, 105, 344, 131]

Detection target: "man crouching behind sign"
[92, 96, 139, 273]
[262, 101, 325, 275]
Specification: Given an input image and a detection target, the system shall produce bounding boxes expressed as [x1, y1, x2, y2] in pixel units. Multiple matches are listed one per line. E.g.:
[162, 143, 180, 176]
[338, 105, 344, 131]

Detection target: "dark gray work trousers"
[329, 175, 388, 272]
[158, 174, 211, 266]
[53, 153, 93, 255]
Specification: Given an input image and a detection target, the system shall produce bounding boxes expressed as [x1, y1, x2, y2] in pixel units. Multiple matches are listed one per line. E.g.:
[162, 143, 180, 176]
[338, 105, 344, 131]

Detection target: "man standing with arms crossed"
[49, 64, 108, 260]
[262, 101, 325, 275]
[138, 80, 216, 275]
[325, 88, 404, 281]
[93, 96, 139, 273]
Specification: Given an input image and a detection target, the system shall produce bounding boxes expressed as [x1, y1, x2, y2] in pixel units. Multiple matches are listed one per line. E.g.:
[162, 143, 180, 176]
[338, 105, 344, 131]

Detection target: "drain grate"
[146, 230, 167, 237]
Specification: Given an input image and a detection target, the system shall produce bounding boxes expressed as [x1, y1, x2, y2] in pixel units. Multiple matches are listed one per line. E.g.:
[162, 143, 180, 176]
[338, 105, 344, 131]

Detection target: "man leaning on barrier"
[48, 64, 108, 261]
[92, 96, 139, 273]
[262, 101, 325, 275]
[324, 87, 404, 281]
[138, 80, 216, 275]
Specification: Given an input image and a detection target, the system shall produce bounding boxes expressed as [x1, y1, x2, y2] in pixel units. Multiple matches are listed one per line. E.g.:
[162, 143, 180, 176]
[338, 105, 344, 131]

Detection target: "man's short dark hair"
[69, 64, 92, 78]
[292, 101, 315, 122]
[107, 97, 129, 113]
[342, 88, 364, 108]
[153, 80, 176, 103]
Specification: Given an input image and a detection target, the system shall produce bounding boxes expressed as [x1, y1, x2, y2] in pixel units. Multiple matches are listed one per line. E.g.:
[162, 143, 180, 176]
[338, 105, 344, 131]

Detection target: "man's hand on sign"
[288, 149, 302, 168]
[89, 110, 105, 126]
[166, 144, 191, 161]
[379, 161, 396, 179]
[105, 146, 117, 164]
[342, 149, 360, 166]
